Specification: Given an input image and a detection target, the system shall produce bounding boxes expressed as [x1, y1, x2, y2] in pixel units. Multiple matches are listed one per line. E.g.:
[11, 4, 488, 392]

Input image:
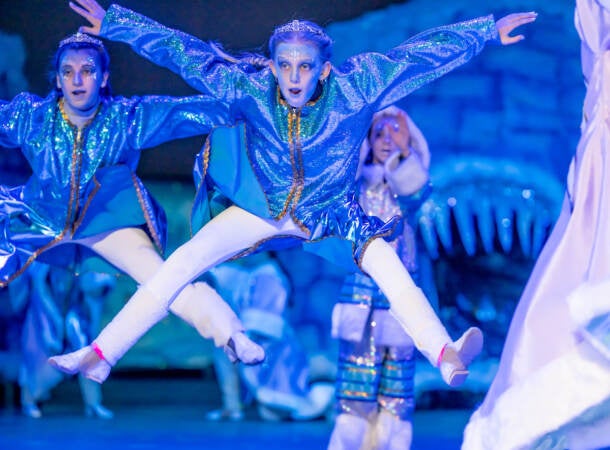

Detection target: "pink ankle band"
[437, 343, 448, 367]
[92, 342, 105, 361]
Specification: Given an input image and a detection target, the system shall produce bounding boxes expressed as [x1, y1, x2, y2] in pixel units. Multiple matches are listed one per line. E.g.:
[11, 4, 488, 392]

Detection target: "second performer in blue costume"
[51, 0, 536, 388]
[0, 32, 264, 375]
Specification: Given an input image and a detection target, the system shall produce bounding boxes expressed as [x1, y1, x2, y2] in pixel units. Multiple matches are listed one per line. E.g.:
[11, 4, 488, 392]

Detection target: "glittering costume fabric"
[102, 4, 497, 269]
[0, 91, 226, 285]
[333, 274, 417, 422]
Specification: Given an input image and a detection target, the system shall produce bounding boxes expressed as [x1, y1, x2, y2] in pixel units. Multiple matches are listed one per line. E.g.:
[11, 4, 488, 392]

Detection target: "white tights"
[110, 205, 450, 365]
[144, 206, 308, 301]
[361, 239, 450, 365]
[76, 227, 242, 346]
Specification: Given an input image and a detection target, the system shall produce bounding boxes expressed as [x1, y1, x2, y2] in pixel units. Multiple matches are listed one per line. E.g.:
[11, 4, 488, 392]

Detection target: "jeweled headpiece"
[274, 20, 326, 38]
[59, 32, 105, 50]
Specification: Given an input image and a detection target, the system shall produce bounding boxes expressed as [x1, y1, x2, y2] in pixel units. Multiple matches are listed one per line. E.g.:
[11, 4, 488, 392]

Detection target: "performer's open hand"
[496, 12, 538, 45]
[69, 0, 106, 35]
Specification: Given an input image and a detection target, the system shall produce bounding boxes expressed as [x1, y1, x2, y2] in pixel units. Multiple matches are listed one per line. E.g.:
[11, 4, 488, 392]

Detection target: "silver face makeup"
[272, 41, 326, 108]
[56, 49, 107, 120]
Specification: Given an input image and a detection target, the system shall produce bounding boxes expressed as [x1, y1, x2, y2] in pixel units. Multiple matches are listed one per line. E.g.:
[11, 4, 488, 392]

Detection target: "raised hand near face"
[496, 12, 538, 45]
[393, 112, 412, 159]
[69, 0, 107, 35]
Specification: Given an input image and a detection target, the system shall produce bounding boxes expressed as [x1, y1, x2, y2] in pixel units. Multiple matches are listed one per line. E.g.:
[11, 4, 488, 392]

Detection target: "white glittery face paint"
[60, 56, 99, 81]
[57, 49, 107, 120]
[272, 41, 326, 108]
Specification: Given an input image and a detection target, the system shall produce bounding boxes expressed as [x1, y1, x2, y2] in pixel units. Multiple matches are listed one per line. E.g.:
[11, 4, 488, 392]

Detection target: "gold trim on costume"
[131, 172, 164, 254]
[1, 99, 102, 287]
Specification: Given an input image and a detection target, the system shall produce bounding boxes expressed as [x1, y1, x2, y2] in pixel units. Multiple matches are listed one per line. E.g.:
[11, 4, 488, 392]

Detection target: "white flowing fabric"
[462, 1, 610, 449]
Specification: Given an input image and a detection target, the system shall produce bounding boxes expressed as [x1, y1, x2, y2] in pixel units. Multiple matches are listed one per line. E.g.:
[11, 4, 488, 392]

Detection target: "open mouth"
[289, 88, 302, 95]
[71, 89, 86, 96]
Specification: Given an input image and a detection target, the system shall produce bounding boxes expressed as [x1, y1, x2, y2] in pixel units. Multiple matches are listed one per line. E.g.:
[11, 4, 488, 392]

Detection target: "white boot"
[169, 282, 264, 364]
[49, 285, 169, 383]
[94, 285, 170, 364]
[385, 285, 482, 387]
[387, 287, 452, 367]
[375, 410, 413, 450]
[328, 413, 371, 450]
[223, 331, 265, 365]
[361, 239, 483, 387]
[438, 327, 484, 388]
[48, 345, 112, 384]
[387, 289, 482, 387]
[169, 282, 241, 346]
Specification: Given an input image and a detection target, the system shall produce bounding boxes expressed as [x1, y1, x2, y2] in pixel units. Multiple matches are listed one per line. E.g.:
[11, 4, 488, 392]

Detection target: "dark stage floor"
[0, 371, 473, 450]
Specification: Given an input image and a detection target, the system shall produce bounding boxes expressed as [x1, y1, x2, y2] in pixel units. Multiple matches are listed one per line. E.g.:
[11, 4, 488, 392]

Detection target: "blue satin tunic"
[0, 91, 226, 285]
[102, 4, 498, 269]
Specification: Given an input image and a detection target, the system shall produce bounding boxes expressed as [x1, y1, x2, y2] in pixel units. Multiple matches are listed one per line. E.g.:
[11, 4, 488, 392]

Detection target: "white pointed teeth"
[494, 203, 514, 255]
[417, 156, 563, 259]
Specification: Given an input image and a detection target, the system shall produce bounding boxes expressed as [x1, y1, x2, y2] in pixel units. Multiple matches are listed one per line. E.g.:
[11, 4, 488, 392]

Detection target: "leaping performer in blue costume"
[0, 31, 264, 371]
[50, 0, 536, 388]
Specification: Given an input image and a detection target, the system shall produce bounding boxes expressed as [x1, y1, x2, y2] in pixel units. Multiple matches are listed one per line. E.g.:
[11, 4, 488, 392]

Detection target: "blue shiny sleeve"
[342, 16, 498, 110]
[101, 4, 240, 102]
[0, 92, 35, 148]
[121, 94, 231, 149]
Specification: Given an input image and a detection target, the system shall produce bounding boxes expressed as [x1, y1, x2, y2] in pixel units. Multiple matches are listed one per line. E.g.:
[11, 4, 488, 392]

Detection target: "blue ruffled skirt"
[0, 165, 166, 286]
[191, 129, 402, 272]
